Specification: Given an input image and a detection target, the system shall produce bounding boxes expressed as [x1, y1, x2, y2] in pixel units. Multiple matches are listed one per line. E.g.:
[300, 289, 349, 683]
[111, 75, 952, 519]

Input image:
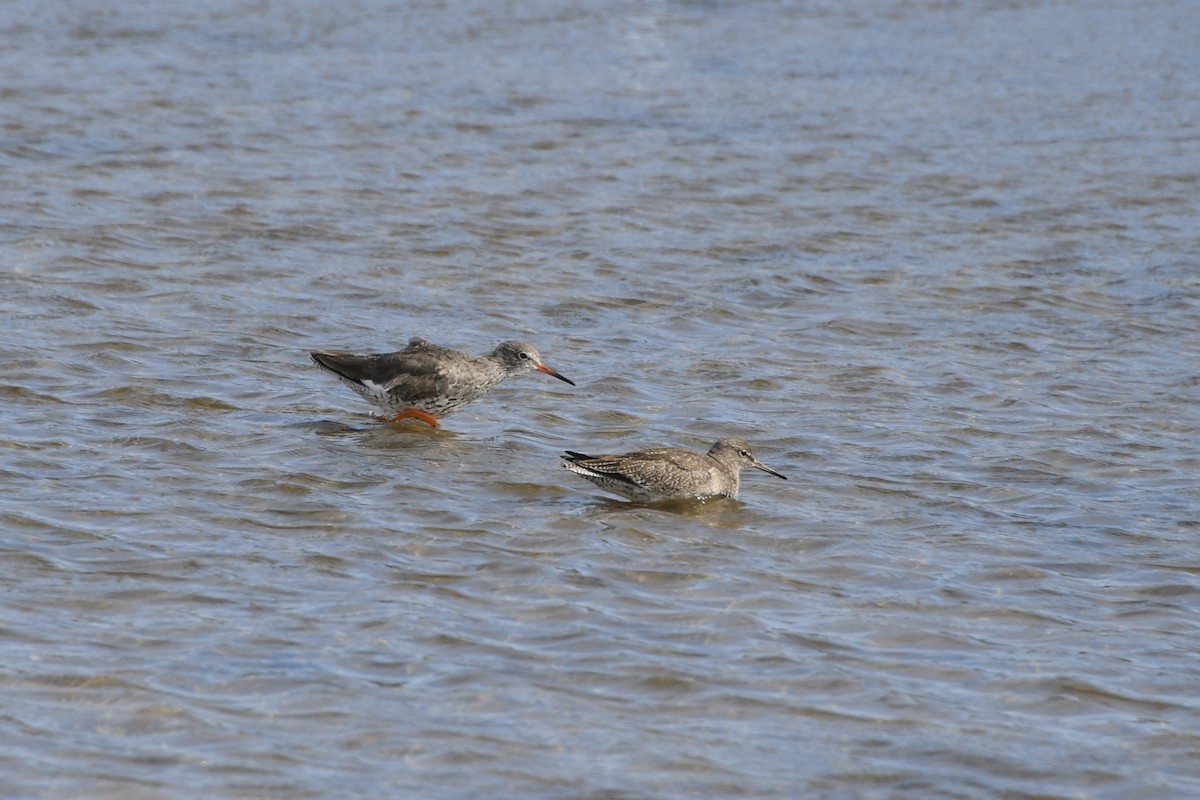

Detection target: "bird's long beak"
[752, 459, 788, 480]
[535, 362, 576, 386]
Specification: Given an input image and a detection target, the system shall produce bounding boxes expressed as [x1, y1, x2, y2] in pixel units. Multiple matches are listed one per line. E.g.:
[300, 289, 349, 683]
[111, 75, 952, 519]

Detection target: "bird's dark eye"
[518, 351, 530, 360]
[739, 450, 750, 457]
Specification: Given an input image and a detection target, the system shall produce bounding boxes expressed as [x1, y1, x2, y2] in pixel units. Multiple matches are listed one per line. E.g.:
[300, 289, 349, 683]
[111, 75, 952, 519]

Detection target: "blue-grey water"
[3, 1, 1199, 798]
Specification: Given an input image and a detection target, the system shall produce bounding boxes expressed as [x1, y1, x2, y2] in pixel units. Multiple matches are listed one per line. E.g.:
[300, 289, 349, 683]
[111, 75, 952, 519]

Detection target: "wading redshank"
[561, 438, 787, 501]
[310, 337, 575, 427]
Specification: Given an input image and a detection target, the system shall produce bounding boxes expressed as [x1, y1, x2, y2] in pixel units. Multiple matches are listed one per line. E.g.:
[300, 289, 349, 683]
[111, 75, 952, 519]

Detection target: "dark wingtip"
[309, 351, 362, 385]
[310, 351, 341, 370]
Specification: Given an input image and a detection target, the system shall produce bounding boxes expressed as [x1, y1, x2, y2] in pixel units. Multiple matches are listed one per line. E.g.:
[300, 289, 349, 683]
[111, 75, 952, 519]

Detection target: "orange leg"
[385, 408, 440, 427]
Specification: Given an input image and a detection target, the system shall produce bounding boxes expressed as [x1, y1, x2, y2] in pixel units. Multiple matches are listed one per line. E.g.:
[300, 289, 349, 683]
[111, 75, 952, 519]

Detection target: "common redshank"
[561, 438, 787, 501]
[310, 337, 575, 426]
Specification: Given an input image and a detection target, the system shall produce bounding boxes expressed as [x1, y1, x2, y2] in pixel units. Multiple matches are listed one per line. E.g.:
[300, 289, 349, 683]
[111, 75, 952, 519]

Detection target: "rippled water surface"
[3, 1, 1200, 797]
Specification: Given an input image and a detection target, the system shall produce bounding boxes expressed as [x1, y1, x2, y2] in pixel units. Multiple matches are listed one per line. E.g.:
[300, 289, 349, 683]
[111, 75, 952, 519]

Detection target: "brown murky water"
[3, 1, 1199, 797]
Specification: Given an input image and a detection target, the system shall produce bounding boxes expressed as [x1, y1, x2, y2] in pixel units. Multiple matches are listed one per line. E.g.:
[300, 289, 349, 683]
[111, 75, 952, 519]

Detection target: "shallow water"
[3, 0, 1200, 797]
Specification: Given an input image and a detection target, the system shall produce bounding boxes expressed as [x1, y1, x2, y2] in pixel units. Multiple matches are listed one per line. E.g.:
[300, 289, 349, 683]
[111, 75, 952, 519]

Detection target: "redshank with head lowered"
[561, 438, 786, 501]
[310, 337, 574, 427]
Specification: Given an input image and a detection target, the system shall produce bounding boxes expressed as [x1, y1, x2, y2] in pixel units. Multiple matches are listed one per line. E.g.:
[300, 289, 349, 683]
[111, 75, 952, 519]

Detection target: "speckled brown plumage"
[311, 337, 574, 426]
[561, 438, 786, 501]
